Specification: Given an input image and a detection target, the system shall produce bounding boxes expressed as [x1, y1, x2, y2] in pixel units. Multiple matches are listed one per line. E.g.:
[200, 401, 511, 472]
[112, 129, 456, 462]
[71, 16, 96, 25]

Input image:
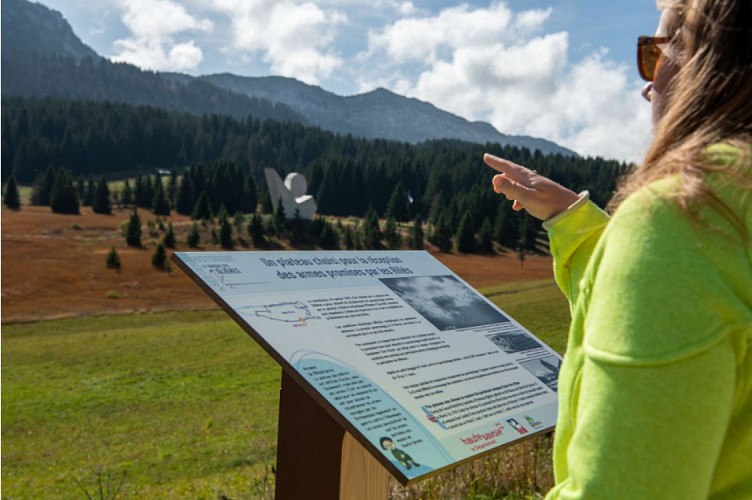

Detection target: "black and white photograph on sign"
[487, 331, 543, 354]
[519, 356, 561, 392]
[379, 275, 509, 331]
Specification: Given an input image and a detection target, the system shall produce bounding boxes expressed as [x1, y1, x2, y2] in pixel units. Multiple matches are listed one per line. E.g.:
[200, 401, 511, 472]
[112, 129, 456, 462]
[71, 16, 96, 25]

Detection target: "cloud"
[207, 0, 345, 85]
[111, 0, 213, 72]
[359, 2, 652, 162]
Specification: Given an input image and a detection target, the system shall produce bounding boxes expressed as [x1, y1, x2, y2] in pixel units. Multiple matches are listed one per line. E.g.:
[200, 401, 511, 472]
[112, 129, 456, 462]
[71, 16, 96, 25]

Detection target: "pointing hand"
[484, 154, 580, 221]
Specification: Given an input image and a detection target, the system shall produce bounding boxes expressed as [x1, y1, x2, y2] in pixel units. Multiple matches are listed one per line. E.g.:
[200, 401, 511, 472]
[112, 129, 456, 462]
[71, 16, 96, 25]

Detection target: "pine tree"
[493, 202, 520, 249]
[217, 203, 229, 224]
[520, 214, 539, 251]
[122, 180, 134, 207]
[343, 226, 355, 250]
[76, 176, 86, 202]
[315, 174, 337, 215]
[152, 243, 169, 270]
[431, 210, 453, 253]
[242, 174, 258, 213]
[274, 199, 286, 233]
[319, 220, 340, 250]
[191, 191, 212, 220]
[152, 179, 171, 216]
[49, 169, 80, 215]
[83, 178, 95, 206]
[142, 175, 155, 209]
[106, 246, 121, 270]
[233, 211, 245, 234]
[3, 175, 21, 209]
[30, 165, 57, 206]
[259, 184, 274, 214]
[220, 217, 234, 249]
[362, 208, 382, 250]
[384, 216, 402, 249]
[186, 222, 201, 248]
[175, 173, 195, 215]
[134, 174, 145, 207]
[126, 207, 142, 247]
[409, 215, 424, 250]
[248, 213, 265, 247]
[386, 182, 410, 222]
[455, 211, 476, 253]
[92, 177, 112, 214]
[478, 217, 494, 254]
[163, 222, 176, 249]
[167, 169, 179, 204]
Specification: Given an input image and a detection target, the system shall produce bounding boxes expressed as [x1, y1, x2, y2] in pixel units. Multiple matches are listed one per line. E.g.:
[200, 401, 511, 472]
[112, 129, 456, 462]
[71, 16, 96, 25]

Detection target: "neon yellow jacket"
[545, 144, 752, 499]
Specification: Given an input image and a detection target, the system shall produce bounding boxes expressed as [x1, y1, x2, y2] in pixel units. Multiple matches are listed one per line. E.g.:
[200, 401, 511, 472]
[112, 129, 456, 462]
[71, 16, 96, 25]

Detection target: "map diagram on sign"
[237, 301, 321, 324]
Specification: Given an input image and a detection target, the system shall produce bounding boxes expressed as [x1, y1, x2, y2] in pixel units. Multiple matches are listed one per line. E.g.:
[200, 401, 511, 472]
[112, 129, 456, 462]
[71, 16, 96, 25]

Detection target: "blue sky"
[31, 0, 662, 162]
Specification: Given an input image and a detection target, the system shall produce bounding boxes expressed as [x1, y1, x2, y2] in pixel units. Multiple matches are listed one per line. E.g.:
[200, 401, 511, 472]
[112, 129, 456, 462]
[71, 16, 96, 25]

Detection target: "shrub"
[152, 243, 169, 271]
[106, 246, 121, 270]
[186, 222, 200, 248]
[3, 175, 21, 209]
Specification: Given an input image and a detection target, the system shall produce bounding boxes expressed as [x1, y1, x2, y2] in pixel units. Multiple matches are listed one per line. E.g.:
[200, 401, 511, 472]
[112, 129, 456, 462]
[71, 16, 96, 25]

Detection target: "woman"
[485, 0, 751, 497]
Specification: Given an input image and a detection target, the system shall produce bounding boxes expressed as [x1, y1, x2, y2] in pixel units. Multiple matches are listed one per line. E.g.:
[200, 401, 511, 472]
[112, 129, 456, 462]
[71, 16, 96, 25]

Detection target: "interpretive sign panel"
[173, 250, 560, 485]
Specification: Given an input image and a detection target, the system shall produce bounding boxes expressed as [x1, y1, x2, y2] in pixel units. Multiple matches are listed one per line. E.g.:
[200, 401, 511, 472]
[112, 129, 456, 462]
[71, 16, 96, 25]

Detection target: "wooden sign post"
[275, 371, 388, 499]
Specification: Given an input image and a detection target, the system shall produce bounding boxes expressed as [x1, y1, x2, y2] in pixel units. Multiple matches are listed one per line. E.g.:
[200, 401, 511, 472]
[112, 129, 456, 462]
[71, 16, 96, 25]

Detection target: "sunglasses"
[637, 36, 671, 82]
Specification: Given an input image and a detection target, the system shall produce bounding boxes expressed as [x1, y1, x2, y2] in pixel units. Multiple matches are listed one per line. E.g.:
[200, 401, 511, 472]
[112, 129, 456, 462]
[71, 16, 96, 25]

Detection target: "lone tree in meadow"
[92, 177, 112, 214]
[125, 207, 142, 247]
[152, 243, 169, 271]
[49, 169, 80, 215]
[3, 175, 21, 209]
[106, 246, 121, 270]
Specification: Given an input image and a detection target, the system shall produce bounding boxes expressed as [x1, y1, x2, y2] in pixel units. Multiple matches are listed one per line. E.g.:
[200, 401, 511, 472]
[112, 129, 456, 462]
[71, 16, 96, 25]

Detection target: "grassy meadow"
[2, 279, 570, 499]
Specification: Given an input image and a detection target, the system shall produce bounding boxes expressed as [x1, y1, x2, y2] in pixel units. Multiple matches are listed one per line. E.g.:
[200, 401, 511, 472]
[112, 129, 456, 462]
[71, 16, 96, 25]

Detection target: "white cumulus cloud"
[359, 2, 652, 162]
[206, 0, 345, 85]
[111, 0, 213, 72]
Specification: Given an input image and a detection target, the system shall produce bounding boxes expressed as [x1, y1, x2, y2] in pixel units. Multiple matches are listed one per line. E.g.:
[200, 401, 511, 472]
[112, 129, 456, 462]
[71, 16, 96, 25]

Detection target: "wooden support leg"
[274, 370, 388, 500]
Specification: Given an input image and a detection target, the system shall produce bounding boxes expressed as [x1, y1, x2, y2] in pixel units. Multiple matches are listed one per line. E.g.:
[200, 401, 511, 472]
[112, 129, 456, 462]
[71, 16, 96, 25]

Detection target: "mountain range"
[1, 0, 575, 157]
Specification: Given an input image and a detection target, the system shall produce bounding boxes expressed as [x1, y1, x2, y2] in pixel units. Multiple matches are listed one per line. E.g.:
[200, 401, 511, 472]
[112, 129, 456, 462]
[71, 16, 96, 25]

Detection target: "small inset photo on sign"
[519, 356, 561, 392]
[486, 331, 543, 354]
[379, 275, 509, 331]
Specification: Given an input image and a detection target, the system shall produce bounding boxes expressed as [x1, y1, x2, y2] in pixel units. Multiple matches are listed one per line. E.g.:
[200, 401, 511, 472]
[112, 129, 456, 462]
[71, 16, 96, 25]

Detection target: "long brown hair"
[609, 0, 752, 234]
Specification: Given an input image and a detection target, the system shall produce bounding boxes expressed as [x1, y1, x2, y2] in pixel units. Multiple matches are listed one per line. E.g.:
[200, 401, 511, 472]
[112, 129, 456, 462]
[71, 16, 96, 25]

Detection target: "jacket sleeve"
[546, 340, 736, 499]
[547, 185, 749, 498]
[545, 197, 609, 307]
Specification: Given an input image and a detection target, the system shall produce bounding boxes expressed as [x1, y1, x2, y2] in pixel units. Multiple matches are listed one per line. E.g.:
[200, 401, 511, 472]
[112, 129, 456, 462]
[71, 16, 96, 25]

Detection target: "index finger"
[483, 154, 530, 184]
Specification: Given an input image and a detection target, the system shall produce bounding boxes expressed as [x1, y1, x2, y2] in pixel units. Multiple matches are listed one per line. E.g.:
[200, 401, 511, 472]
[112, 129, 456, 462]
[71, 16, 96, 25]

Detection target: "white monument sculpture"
[263, 167, 317, 219]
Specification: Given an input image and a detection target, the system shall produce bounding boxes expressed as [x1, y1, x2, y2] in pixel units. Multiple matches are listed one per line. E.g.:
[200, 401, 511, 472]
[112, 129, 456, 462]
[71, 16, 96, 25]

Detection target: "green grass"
[2, 311, 280, 498]
[2, 281, 571, 499]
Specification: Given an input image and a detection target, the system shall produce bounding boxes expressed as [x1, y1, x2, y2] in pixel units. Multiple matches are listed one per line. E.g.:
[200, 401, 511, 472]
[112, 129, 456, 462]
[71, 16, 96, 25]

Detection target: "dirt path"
[1, 206, 553, 323]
